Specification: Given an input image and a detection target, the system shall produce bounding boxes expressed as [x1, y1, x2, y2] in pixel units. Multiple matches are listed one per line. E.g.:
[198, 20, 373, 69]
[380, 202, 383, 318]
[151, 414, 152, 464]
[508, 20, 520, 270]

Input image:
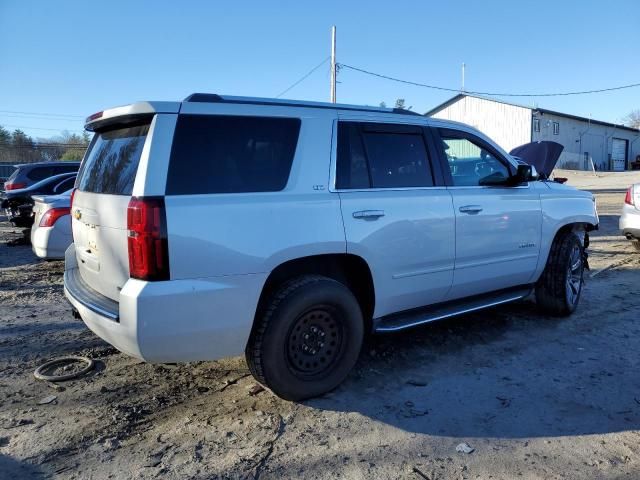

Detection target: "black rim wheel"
[565, 242, 583, 306]
[286, 306, 344, 378]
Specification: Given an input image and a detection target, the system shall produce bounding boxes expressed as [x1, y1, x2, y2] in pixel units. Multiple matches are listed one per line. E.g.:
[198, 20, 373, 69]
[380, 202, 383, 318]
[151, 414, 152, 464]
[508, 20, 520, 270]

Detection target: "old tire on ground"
[245, 275, 364, 401]
[535, 230, 585, 316]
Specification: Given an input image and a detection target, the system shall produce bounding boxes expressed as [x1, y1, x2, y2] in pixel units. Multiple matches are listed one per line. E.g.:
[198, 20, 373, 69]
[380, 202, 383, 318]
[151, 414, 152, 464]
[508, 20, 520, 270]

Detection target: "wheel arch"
[250, 253, 376, 340]
[533, 220, 597, 282]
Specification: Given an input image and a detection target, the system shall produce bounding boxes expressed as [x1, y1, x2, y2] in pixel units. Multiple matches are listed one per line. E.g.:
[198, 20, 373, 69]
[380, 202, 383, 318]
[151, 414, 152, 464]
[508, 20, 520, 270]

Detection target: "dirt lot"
[1, 185, 639, 480]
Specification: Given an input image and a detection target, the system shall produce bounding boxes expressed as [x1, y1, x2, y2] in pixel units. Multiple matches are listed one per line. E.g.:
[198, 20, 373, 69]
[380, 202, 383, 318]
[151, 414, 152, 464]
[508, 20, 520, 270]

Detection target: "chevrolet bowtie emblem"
[73, 209, 82, 220]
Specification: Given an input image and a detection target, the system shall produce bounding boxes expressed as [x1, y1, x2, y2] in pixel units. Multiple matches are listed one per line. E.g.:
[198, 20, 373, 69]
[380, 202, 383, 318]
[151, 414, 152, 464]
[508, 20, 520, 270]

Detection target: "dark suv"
[3, 161, 80, 191]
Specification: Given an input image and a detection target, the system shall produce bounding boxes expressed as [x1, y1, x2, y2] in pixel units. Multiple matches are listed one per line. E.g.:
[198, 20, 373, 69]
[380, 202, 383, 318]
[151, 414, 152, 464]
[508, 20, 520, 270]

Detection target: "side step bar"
[373, 285, 533, 333]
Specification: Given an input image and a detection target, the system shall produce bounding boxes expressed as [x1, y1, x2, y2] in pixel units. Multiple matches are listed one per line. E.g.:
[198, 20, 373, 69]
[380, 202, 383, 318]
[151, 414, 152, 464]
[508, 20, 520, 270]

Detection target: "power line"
[276, 57, 330, 98]
[0, 143, 87, 149]
[0, 124, 85, 133]
[0, 113, 82, 122]
[339, 63, 640, 97]
[0, 109, 84, 119]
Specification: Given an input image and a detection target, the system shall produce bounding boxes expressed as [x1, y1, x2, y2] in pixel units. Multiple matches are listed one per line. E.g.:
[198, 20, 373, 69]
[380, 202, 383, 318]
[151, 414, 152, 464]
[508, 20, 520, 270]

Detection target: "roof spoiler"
[84, 101, 180, 131]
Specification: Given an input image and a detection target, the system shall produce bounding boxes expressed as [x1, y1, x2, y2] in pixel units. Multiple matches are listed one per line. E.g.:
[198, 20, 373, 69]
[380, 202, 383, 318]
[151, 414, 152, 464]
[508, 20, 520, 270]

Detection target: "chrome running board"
[373, 285, 533, 333]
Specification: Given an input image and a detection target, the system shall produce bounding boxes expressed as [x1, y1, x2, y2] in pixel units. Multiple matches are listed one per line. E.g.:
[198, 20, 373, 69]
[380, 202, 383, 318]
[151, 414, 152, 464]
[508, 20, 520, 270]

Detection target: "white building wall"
[430, 95, 532, 152]
[532, 112, 640, 171]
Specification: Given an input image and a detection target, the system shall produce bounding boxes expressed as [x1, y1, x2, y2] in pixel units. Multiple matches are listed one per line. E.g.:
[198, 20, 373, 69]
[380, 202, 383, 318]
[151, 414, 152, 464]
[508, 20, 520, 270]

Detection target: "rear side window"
[76, 122, 150, 195]
[27, 167, 53, 181]
[337, 122, 434, 189]
[166, 115, 301, 195]
[54, 164, 80, 174]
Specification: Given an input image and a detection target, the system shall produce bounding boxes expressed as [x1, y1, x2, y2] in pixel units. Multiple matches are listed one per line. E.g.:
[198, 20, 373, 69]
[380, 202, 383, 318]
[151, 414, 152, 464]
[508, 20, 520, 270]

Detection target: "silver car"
[31, 189, 72, 259]
[63, 95, 597, 401]
[620, 184, 640, 250]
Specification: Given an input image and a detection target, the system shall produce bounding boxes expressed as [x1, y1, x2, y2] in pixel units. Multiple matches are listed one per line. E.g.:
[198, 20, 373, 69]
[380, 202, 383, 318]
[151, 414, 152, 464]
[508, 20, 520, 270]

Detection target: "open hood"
[509, 141, 564, 178]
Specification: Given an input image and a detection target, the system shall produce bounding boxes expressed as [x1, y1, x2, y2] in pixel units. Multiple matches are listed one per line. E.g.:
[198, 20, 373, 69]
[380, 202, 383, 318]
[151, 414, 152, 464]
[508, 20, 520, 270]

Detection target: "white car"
[31, 190, 72, 259]
[64, 95, 598, 400]
[620, 184, 640, 250]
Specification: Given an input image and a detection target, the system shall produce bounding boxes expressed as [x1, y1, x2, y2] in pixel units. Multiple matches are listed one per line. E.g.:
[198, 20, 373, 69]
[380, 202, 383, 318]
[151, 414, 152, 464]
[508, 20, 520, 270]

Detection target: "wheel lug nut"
[304, 334, 309, 340]
[319, 332, 325, 337]
[319, 342, 324, 348]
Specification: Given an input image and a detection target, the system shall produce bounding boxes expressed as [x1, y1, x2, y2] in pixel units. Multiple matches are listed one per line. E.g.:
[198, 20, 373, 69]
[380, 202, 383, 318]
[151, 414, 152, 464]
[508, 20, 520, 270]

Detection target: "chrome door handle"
[459, 205, 483, 214]
[352, 210, 385, 219]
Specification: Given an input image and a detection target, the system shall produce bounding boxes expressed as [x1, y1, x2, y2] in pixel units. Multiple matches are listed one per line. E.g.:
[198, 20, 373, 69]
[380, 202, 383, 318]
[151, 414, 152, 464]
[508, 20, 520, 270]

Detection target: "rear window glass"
[76, 123, 150, 195]
[6, 168, 19, 182]
[166, 115, 300, 195]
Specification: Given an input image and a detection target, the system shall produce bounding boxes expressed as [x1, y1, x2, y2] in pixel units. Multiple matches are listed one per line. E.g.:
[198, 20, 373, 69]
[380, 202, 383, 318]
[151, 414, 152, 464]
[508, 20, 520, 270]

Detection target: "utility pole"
[461, 63, 466, 92]
[330, 26, 337, 103]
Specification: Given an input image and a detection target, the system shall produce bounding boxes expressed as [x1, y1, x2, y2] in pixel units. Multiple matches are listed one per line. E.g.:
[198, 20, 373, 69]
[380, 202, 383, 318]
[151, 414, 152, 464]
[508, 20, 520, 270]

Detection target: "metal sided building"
[426, 94, 640, 171]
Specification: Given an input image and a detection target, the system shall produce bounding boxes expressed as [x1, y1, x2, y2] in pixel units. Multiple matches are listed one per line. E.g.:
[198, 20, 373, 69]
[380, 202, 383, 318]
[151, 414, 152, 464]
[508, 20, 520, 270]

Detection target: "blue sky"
[1, 0, 639, 139]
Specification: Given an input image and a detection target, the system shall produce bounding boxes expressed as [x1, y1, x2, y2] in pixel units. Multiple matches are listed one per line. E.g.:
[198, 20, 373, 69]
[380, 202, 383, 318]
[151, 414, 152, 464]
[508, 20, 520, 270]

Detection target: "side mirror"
[478, 164, 538, 187]
[514, 164, 538, 184]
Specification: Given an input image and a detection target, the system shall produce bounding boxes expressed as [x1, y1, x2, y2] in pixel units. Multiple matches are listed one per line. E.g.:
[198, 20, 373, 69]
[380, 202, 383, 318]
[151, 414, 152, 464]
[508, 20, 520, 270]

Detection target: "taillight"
[624, 186, 634, 206]
[5, 182, 26, 191]
[40, 207, 70, 227]
[127, 197, 170, 281]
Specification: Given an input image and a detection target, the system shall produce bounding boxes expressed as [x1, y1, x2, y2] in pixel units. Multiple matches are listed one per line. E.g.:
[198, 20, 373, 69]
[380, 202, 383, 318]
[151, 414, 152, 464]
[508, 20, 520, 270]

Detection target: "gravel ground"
[0, 185, 639, 480]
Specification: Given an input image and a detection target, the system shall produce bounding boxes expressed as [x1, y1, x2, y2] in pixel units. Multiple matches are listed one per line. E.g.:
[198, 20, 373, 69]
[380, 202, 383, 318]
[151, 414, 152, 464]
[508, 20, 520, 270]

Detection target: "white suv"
[64, 94, 598, 400]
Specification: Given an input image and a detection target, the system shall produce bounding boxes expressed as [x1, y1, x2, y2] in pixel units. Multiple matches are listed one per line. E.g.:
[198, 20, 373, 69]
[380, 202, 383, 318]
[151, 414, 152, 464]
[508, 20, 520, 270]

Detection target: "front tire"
[535, 231, 585, 316]
[245, 275, 364, 401]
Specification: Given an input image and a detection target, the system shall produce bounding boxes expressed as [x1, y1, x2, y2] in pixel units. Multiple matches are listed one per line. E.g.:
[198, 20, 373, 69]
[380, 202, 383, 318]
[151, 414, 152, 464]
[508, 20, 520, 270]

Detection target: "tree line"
[0, 125, 91, 164]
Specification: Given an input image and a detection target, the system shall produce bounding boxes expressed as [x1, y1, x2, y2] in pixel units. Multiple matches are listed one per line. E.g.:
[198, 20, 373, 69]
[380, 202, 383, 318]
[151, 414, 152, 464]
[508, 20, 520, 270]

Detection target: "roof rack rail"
[183, 93, 421, 116]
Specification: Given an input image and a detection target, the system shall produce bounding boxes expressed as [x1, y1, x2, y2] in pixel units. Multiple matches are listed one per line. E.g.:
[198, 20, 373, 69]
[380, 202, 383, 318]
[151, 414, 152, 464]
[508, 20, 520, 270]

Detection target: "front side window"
[439, 130, 510, 187]
[336, 122, 434, 189]
[166, 115, 300, 195]
[553, 122, 560, 135]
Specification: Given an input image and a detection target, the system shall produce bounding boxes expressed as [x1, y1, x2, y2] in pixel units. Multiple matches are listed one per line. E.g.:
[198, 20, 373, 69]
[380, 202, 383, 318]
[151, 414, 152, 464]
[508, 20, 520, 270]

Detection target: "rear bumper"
[63, 244, 266, 363]
[31, 225, 72, 260]
[620, 205, 640, 239]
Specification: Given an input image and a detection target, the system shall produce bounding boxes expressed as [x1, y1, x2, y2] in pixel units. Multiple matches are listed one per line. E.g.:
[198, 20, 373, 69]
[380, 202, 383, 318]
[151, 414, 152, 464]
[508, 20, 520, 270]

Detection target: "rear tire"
[245, 275, 363, 401]
[535, 231, 585, 316]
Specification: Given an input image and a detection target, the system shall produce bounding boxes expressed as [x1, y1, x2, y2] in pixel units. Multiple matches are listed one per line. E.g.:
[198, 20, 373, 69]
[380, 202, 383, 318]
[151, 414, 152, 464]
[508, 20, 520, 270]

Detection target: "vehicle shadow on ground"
[309, 291, 640, 439]
[0, 242, 36, 269]
[0, 454, 49, 479]
[590, 214, 623, 237]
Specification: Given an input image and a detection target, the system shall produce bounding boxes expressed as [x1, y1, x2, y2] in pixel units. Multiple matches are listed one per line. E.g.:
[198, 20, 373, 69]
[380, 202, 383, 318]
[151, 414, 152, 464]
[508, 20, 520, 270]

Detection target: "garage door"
[612, 138, 627, 171]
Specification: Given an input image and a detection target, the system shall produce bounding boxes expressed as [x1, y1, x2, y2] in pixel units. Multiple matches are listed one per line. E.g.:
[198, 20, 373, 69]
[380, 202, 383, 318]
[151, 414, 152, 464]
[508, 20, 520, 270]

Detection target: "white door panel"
[340, 189, 455, 318]
[447, 185, 541, 299]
